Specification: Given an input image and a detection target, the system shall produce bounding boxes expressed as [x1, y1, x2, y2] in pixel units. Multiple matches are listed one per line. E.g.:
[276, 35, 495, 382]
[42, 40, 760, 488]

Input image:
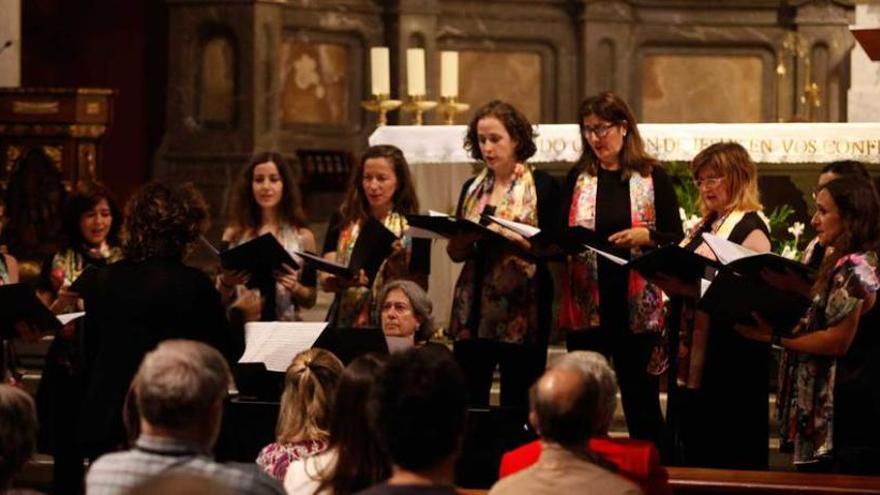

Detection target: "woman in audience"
[77, 182, 254, 460]
[377, 279, 435, 344]
[447, 100, 559, 407]
[0, 384, 38, 493]
[219, 151, 317, 321]
[737, 177, 880, 474]
[256, 348, 343, 481]
[559, 92, 682, 447]
[284, 354, 389, 495]
[34, 182, 123, 494]
[321, 145, 428, 327]
[664, 142, 771, 469]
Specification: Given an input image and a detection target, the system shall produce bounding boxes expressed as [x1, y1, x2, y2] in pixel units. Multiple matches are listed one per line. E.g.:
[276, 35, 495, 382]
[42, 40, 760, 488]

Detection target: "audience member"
[0, 384, 40, 494]
[85, 340, 283, 495]
[256, 348, 343, 481]
[124, 473, 234, 495]
[285, 354, 389, 495]
[377, 279, 435, 344]
[77, 182, 255, 459]
[498, 352, 670, 495]
[356, 344, 467, 495]
[489, 351, 642, 495]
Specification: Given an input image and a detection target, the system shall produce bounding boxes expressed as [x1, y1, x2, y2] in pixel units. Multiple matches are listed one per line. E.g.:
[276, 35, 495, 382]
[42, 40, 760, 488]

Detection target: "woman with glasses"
[665, 141, 771, 469]
[560, 92, 683, 450]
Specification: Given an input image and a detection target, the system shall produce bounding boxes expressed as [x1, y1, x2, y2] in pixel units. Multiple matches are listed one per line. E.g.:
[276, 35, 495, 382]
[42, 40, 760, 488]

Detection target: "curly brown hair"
[338, 145, 419, 228]
[122, 182, 209, 261]
[62, 181, 122, 248]
[576, 92, 656, 178]
[227, 152, 308, 238]
[0, 384, 37, 486]
[464, 100, 537, 163]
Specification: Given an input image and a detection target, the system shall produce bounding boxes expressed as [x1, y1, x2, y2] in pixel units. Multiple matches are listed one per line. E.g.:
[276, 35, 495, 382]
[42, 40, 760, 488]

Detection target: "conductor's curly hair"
[122, 182, 209, 261]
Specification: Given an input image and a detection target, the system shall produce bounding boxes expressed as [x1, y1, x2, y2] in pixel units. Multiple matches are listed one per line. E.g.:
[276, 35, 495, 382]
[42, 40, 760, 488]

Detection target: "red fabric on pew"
[499, 438, 671, 495]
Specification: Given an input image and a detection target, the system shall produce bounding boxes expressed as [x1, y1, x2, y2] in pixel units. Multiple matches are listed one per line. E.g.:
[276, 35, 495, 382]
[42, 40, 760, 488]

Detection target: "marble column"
[0, 0, 20, 87]
[848, 1, 880, 122]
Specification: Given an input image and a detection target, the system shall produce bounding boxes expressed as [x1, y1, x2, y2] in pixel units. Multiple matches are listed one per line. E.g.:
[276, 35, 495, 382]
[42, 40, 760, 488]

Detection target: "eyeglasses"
[582, 123, 618, 139]
[693, 176, 725, 189]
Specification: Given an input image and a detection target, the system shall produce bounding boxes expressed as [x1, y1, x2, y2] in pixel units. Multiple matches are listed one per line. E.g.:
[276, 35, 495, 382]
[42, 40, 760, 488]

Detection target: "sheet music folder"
[701, 232, 814, 283]
[405, 214, 504, 241]
[299, 217, 396, 281]
[589, 244, 721, 283]
[484, 216, 617, 256]
[698, 269, 809, 334]
[311, 326, 389, 365]
[0, 284, 62, 335]
[219, 233, 299, 276]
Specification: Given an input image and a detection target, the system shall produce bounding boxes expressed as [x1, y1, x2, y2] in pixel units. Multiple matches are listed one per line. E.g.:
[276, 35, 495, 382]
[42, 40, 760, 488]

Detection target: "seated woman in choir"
[257, 348, 343, 481]
[321, 144, 428, 328]
[377, 279, 435, 345]
[664, 142, 771, 470]
[284, 354, 389, 495]
[33, 182, 123, 493]
[447, 100, 560, 407]
[219, 151, 317, 321]
[737, 177, 880, 474]
[560, 92, 683, 448]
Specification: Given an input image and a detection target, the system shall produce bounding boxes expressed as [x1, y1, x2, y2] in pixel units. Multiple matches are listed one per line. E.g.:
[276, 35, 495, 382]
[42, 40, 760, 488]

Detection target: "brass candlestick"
[436, 96, 470, 125]
[401, 95, 437, 125]
[361, 94, 402, 127]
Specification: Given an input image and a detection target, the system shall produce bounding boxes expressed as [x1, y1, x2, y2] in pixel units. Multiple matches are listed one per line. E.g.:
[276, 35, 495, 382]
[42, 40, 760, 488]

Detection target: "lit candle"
[406, 48, 426, 97]
[440, 51, 459, 98]
[370, 47, 390, 96]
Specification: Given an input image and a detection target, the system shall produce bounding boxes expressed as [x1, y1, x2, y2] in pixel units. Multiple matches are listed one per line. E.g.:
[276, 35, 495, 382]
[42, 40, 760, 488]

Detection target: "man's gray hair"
[550, 351, 619, 436]
[135, 340, 230, 430]
[377, 279, 435, 342]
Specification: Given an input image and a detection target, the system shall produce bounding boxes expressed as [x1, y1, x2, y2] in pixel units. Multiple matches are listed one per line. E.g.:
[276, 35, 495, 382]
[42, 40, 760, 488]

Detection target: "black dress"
[667, 211, 771, 469]
[561, 165, 682, 448]
[77, 257, 244, 459]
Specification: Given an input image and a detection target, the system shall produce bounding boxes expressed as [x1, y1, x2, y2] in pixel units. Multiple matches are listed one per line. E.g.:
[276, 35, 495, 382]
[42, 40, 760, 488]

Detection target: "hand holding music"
[321, 269, 369, 293]
[219, 269, 250, 289]
[609, 227, 651, 249]
[274, 263, 300, 292]
[231, 288, 263, 322]
[489, 223, 532, 251]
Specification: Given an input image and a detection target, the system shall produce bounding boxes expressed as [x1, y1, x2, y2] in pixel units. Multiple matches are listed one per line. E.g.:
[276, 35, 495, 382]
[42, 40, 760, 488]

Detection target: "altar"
[369, 123, 880, 329]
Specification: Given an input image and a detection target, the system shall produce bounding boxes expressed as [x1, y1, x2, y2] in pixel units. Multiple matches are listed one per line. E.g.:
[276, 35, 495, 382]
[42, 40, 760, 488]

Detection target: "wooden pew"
[668, 467, 880, 494]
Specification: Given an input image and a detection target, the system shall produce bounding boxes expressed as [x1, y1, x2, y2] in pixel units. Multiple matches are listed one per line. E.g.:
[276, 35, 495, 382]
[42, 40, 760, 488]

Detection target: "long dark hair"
[576, 92, 656, 178]
[316, 353, 390, 495]
[338, 145, 418, 228]
[228, 151, 308, 237]
[61, 181, 122, 248]
[813, 177, 880, 296]
[463, 100, 537, 163]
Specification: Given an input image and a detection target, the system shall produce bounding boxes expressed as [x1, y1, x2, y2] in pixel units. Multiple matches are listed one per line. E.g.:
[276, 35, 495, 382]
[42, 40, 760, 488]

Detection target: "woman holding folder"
[447, 100, 559, 407]
[666, 142, 771, 469]
[219, 152, 317, 321]
[321, 144, 428, 328]
[559, 92, 682, 448]
[737, 177, 880, 474]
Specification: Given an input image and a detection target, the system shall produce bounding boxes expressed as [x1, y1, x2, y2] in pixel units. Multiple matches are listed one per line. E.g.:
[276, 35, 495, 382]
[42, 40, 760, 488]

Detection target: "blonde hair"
[276, 348, 343, 444]
[691, 142, 762, 216]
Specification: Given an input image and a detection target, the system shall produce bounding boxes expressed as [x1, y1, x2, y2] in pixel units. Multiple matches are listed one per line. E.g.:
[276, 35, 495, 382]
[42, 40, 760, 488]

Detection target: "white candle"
[440, 51, 459, 98]
[406, 48, 426, 97]
[370, 47, 390, 96]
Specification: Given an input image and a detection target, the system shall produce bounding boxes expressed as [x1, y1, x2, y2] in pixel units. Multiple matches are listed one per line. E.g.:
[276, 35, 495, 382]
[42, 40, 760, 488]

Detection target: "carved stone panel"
[459, 50, 543, 124]
[279, 40, 350, 125]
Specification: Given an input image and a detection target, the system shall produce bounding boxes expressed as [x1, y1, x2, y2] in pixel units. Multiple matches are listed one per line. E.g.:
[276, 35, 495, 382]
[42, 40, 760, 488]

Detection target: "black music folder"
[68, 264, 98, 295]
[311, 326, 389, 365]
[219, 233, 299, 274]
[405, 213, 503, 241]
[701, 232, 814, 285]
[589, 244, 721, 283]
[0, 284, 62, 334]
[299, 216, 397, 282]
[484, 215, 616, 256]
[698, 269, 810, 334]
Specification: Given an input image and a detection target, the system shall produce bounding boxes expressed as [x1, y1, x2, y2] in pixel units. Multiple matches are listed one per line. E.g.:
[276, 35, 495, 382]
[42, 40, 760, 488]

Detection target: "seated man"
[490, 351, 643, 495]
[85, 340, 283, 495]
[0, 384, 38, 493]
[357, 344, 468, 494]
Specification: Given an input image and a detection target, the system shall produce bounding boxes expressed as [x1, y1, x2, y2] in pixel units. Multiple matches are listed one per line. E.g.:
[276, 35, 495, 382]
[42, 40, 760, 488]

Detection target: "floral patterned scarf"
[449, 164, 540, 345]
[778, 251, 879, 464]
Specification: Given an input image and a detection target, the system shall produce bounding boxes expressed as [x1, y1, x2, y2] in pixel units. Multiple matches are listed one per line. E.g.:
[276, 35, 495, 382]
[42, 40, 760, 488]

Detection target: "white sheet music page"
[239, 322, 328, 372]
[701, 232, 759, 265]
[488, 215, 541, 238]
